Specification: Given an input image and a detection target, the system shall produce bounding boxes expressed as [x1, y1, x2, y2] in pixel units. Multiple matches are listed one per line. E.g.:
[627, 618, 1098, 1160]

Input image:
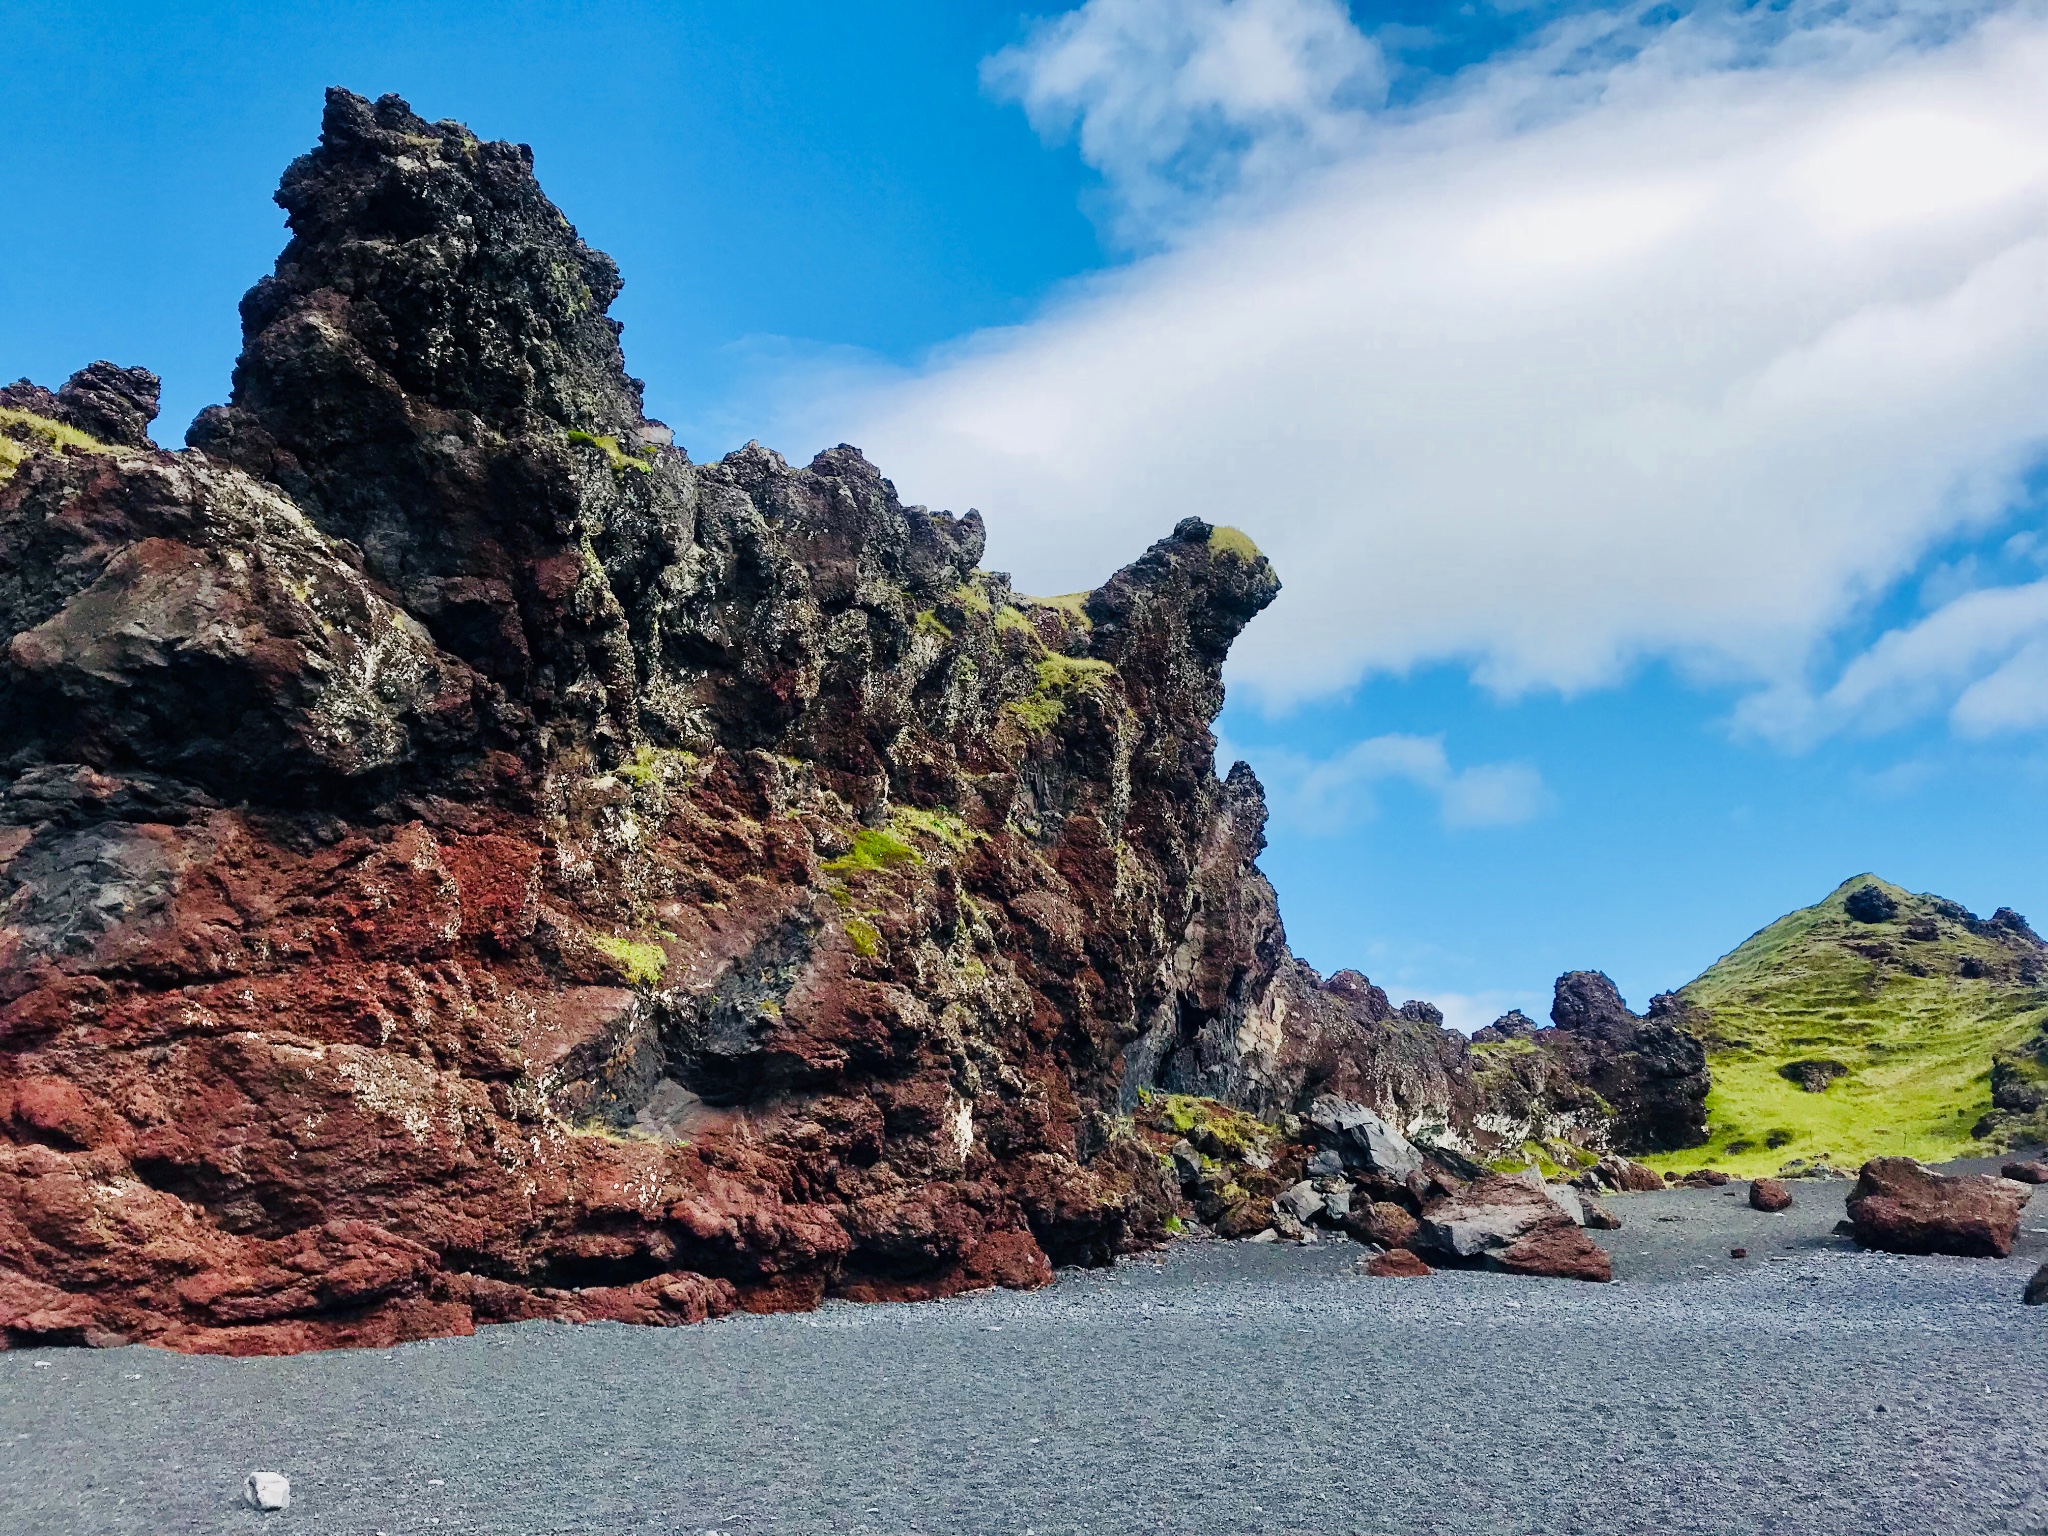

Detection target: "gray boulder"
[1305, 1095, 1424, 1179]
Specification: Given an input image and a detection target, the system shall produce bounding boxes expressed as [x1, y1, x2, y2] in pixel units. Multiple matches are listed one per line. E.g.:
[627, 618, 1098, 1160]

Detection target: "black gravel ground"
[4, 1177, 2045, 1536]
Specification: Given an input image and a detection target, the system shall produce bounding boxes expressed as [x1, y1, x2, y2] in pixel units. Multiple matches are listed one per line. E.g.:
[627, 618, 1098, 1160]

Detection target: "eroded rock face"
[1, 89, 1661, 1353]
[1845, 1158, 2028, 1259]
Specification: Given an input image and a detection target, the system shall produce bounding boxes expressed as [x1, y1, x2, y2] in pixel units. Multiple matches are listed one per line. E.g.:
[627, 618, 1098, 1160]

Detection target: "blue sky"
[8, 0, 2048, 1028]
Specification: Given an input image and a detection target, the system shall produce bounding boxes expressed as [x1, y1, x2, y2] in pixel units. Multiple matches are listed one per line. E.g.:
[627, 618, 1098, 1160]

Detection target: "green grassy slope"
[1641, 876, 2048, 1178]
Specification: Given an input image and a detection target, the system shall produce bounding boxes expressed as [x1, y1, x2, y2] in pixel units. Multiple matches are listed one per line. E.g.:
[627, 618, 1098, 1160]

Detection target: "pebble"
[244, 1471, 290, 1511]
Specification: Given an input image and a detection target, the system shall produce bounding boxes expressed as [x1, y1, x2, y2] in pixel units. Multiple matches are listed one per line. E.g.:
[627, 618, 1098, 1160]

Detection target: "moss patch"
[1022, 591, 1094, 629]
[890, 804, 980, 853]
[0, 407, 122, 483]
[1004, 652, 1116, 736]
[590, 934, 668, 989]
[822, 827, 922, 876]
[614, 743, 695, 787]
[1642, 875, 2048, 1177]
[844, 917, 881, 957]
[566, 428, 653, 474]
[1207, 525, 1261, 563]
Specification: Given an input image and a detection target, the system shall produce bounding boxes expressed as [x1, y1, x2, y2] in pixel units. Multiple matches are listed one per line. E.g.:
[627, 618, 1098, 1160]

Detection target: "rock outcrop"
[0, 89, 1667, 1352]
[1466, 974, 1710, 1157]
[1844, 1158, 2028, 1259]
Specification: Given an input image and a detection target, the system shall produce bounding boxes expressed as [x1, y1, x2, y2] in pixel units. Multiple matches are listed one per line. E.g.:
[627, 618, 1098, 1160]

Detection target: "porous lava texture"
[3, 90, 1630, 1354]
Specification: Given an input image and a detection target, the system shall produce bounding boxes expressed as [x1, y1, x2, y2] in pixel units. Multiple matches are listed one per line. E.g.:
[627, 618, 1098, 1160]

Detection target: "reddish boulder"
[1416, 1174, 1611, 1282]
[1364, 1247, 1432, 1278]
[1497, 1223, 1612, 1282]
[1348, 1200, 1421, 1251]
[1845, 1158, 2028, 1258]
[2001, 1160, 2048, 1185]
[1749, 1178, 1793, 1212]
[1679, 1168, 1731, 1188]
[1591, 1155, 1665, 1194]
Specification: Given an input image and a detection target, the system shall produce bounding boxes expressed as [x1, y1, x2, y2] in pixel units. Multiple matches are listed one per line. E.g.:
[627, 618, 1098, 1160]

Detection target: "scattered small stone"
[2001, 1160, 2048, 1185]
[2025, 1262, 2048, 1306]
[1580, 1197, 1621, 1231]
[244, 1471, 291, 1512]
[1731, 1248, 1747, 1259]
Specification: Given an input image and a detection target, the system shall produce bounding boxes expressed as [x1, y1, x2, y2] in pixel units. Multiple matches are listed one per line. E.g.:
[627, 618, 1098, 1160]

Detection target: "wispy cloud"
[766, 0, 2048, 742]
[1230, 732, 1553, 832]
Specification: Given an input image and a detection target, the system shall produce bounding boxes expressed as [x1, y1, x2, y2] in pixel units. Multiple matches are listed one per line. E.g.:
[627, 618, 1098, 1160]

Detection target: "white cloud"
[1740, 577, 2048, 740]
[767, 0, 2048, 731]
[983, 0, 1385, 241]
[1231, 732, 1552, 832]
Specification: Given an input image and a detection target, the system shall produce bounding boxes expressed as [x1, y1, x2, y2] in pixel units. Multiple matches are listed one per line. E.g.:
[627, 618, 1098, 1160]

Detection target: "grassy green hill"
[1641, 876, 2048, 1179]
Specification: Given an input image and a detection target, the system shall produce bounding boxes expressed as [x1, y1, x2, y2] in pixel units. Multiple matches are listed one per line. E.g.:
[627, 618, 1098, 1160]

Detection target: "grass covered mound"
[1644, 876, 2048, 1178]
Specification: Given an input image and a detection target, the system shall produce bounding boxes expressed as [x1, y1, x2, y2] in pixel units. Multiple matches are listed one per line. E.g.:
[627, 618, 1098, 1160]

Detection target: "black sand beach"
[5, 1178, 2046, 1536]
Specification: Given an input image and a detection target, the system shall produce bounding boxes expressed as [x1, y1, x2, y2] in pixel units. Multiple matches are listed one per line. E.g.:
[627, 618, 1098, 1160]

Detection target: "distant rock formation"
[1468, 973, 1711, 1156]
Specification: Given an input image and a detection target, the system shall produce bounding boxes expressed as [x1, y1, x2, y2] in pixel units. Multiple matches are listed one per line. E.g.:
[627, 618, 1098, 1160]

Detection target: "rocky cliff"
[2, 90, 1637, 1354]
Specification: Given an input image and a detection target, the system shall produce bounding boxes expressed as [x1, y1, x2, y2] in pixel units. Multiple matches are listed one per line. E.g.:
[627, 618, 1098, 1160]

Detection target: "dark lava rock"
[1580, 1197, 1621, 1231]
[1749, 1177, 1793, 1212]
[1731, 1247, 1747, 1259]
[1845, 1158, 2029, 1258]
[2025, 1263, 2048, 1305]
[2000, 1160, 2048, 1184]
[1845, 883, 1899, 923]
[1678, 1168, 1732, 1188]
[1540, 973, 1710, 1154]
[1363, 1247, 1432, 1278]
[1778, 1059, 1849, 1093]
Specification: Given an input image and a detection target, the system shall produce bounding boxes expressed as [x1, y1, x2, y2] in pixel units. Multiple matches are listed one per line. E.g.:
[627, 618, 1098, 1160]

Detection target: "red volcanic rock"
[1679, 1168, 1732, 1188]
[1496, 1223, 1612, 1283]
[2001, 1160, 2048, 1185]
[0, 88, 1658, 1356]
[1416, 1175, 1611, 1282]
[1845, 1158, 2029, 1258]
[1364, 1247, 1431, 1278]
[1749, 1178, 1793, 1212]
[1349, 1200, 1421, 1251]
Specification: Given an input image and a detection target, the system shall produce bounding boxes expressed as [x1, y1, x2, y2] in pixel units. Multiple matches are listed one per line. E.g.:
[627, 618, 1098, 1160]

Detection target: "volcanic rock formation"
[2, 90, 1628, 1353]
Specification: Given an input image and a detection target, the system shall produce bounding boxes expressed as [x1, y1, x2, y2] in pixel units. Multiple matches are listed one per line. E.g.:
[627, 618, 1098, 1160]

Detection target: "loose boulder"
[1349, 1200, 1421, 1251]
[1364, 1247, 1432, 1278]
[2025, 1263, 2048, 1305]
[1844, 1157, 2028, 1258]
[1585, 1155, 1665, 1194]
[1749, 1178, 1793, 1212]
[1416, 1174, 1611, 1282]
[2001, 1160, 2048, 1185]
[244, 1472, 291, 1512]
[1581, 1197, 1622, 1231]
[1304, 1096, 1424, 1179]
